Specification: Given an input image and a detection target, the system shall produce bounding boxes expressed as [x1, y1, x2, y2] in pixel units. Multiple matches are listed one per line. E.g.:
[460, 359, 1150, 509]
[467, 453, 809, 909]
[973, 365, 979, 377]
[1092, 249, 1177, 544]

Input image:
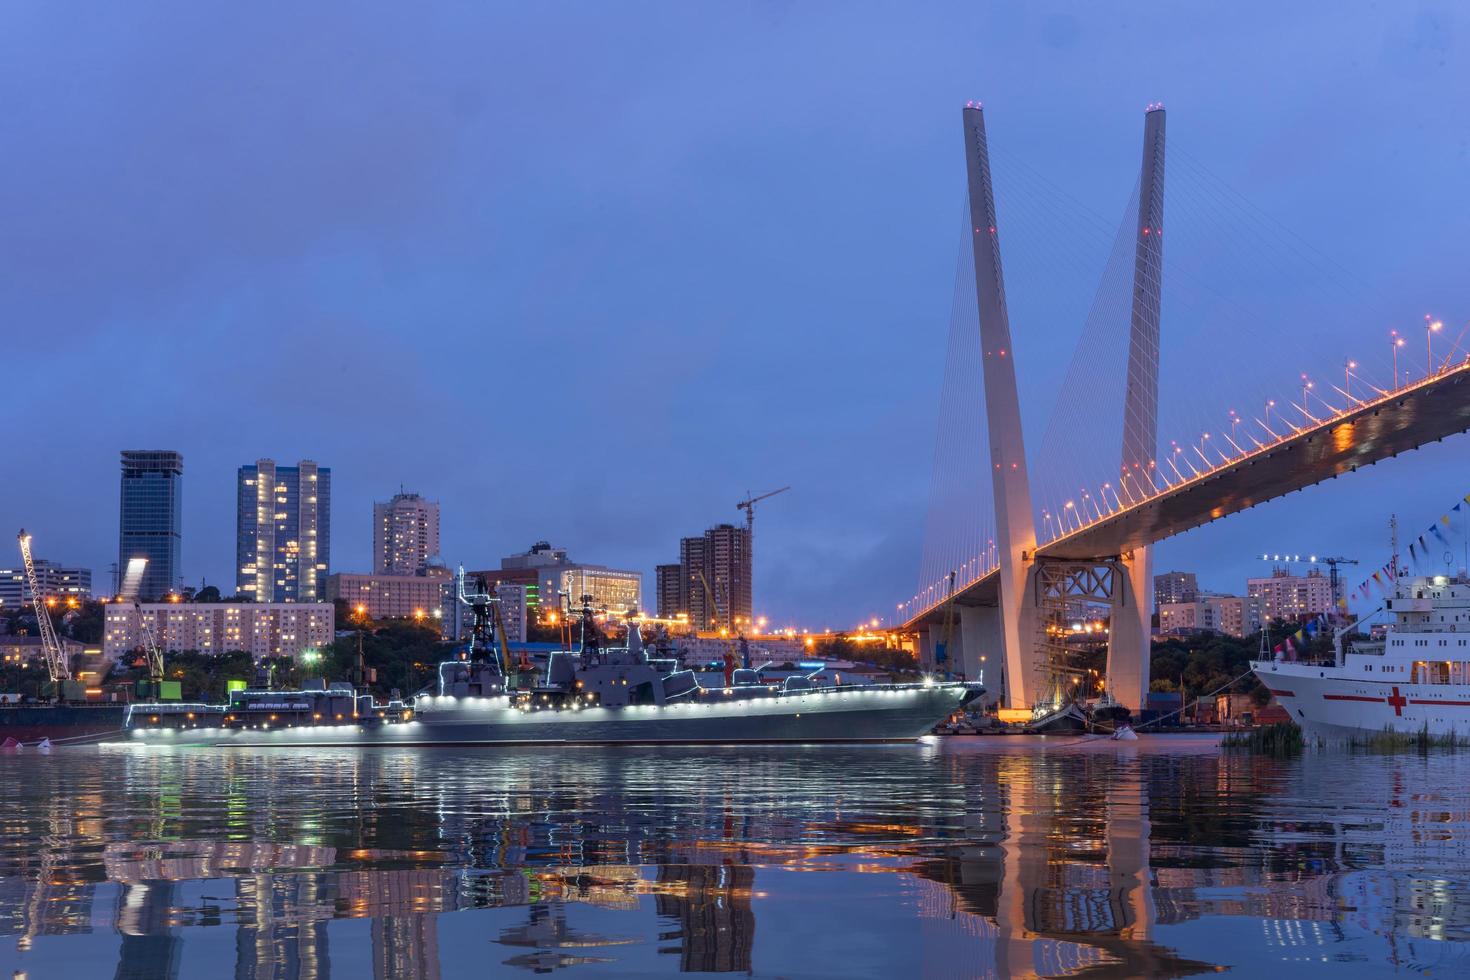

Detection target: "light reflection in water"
[0, 738, 1467, 977]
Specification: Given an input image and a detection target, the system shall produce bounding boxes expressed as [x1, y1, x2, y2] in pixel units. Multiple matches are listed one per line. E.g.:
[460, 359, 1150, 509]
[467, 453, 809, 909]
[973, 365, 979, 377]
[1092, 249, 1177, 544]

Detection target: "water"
[1, 736, 1466, 979]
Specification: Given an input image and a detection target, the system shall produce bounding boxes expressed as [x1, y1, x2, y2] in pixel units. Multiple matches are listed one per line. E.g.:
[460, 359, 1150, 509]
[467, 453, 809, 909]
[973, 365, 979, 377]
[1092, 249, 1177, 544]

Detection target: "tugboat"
[1088, 688, 1132, 730]
[116, 573, 983, 747]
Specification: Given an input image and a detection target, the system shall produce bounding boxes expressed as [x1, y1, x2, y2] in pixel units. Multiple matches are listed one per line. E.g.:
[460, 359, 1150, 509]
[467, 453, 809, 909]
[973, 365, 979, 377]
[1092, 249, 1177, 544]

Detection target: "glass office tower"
[118, 450, 183, 600]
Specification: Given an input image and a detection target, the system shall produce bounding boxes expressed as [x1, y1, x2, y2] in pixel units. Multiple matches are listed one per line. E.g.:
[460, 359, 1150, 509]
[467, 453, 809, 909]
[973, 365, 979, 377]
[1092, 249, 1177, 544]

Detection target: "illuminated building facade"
[665, 524, 752, 631]
[373, 491, 440, 575]
[327, 568, 451, 621]
[103, 601, 333, 661]
[119, 450, 183, 600]
[236, 459, 331, 603]
[1247, 567, 1334, 622]
[0, 559, 91, 609]
[496, 541, 642, 617]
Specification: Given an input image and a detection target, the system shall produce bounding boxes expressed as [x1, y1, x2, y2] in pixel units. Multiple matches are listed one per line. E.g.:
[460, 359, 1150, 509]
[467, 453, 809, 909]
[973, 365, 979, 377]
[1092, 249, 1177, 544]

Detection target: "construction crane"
[695, 567, 742, 679]
[1258, 553, 1360, 616]
[736, 486, 790, 534]
[16, 530, 70, 685]
[120, 557, 167, 688]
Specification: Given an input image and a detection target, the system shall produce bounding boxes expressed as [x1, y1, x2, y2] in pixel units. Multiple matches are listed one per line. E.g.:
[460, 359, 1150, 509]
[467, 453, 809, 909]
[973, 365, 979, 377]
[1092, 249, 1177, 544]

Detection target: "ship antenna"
[1389, 514, 1399, 584]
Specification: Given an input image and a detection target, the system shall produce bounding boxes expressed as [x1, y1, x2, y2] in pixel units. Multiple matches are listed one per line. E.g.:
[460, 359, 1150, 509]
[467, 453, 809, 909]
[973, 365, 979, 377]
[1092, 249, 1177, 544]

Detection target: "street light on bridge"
[1427, 315, 1444, 377]
[1391, 330, 1405, 387]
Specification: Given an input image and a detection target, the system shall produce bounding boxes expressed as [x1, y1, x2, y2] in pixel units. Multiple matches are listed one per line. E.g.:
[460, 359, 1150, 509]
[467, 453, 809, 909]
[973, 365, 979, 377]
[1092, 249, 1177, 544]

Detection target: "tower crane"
[120, 557, 167, 689]
[16, 530, 70, 686]
[736, 486, 790, 534]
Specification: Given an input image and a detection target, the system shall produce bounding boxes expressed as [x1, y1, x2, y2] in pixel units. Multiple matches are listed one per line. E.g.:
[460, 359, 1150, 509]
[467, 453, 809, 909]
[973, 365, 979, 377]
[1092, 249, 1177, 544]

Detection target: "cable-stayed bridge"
[902, 102, 1470, 713]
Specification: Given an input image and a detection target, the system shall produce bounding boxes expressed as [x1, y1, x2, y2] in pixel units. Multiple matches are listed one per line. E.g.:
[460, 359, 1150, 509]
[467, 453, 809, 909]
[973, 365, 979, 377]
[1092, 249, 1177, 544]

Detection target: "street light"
[1344, 360, 1357, 406]
[1391, 330, 1405, 387]
[1427, 315, 1444, 377]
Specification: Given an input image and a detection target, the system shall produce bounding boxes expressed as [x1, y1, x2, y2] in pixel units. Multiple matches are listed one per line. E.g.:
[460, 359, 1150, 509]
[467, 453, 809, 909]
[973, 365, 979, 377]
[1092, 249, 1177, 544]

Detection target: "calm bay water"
[1, 736, 1466, 978]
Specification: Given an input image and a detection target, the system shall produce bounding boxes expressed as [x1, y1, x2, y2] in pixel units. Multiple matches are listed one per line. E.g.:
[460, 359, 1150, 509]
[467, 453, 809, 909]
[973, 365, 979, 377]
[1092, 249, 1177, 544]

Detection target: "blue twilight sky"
[2, 2, 1468, 626]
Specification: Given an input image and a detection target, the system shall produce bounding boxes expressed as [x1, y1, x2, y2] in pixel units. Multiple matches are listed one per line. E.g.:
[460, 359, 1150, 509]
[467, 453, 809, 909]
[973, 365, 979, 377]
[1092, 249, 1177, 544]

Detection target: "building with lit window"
[1159, 594, 1263, 638]
[103, 601, 333, 662]
[490, 542, 642, 618]
[1247, 567, 1334, 622]
[0, 559, 92, 609]
[655, 564, 682, 619]
[1153, 570, 1198, 610]
[373, 492, 440, 576]
[662, 524, 752, 631]
[119, 450, 183, 600]
[327, 568, 451, 622]
[1213, 595, 1263, 638]
[236, 459, 331, 603]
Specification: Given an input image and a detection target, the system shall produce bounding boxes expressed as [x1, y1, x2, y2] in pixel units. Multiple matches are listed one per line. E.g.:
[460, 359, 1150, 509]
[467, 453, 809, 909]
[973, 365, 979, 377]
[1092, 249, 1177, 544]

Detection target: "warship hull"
[114, 683, 979, 747]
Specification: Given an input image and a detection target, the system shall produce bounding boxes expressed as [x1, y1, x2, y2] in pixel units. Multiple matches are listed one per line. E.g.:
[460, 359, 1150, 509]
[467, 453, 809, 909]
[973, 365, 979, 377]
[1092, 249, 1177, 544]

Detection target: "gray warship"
[117, 575, 981, 747]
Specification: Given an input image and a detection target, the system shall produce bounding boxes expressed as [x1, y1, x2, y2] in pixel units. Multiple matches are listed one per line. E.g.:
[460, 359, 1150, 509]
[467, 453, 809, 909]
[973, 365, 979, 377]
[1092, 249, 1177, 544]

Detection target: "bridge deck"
[904, 360, 1470, 629]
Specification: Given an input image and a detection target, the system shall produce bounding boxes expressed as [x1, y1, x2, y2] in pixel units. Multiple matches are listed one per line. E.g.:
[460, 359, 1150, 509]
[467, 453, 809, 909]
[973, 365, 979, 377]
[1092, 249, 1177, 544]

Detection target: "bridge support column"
[915, 628, 937, 673]
[1107, 551, 1152, 714]
[959, 604, 1004, 700]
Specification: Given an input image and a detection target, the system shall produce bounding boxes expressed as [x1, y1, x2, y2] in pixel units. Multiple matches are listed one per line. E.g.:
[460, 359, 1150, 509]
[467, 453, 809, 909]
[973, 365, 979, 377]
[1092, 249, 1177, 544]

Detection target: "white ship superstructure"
[1253, 573, 1470, 741]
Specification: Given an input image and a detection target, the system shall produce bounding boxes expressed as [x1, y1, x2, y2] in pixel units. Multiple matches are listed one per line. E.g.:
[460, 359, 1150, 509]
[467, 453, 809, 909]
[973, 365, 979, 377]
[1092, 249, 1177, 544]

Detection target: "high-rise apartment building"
[373, 492, 440, 576]
[236, 459, 331, 603]
[119, 450, 183, 600]
[1247, 567, 1334, 622]
[665, 524, 752, 631]
[1153, 570, 1198, 610]
[655, 564, 683, 619]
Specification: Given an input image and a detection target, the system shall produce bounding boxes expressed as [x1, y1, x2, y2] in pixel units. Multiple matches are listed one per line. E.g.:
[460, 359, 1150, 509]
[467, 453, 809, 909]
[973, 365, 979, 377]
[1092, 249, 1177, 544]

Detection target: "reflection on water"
[1, 737, 1468, 977]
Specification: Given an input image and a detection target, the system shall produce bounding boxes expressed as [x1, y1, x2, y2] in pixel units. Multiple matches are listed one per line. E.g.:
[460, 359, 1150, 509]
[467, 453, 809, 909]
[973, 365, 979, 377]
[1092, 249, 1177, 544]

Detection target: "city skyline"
[2, 4, 1467, 627]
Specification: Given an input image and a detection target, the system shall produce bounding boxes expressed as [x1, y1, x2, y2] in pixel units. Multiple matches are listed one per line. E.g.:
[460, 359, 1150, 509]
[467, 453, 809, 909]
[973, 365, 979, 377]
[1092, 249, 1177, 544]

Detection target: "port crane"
[736, 486, 790, 534]
[119, 557, 167, 689]
[16, 529, 70, 684]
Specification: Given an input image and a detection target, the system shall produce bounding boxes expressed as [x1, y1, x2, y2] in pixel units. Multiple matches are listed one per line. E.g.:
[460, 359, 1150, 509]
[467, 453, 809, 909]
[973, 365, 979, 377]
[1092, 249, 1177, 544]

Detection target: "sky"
[2, 2, 1468, 627]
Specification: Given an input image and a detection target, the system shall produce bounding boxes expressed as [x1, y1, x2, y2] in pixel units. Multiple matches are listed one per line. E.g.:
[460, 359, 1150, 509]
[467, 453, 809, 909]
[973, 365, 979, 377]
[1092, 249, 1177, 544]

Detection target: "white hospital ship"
[1253, 572, 1470, 742]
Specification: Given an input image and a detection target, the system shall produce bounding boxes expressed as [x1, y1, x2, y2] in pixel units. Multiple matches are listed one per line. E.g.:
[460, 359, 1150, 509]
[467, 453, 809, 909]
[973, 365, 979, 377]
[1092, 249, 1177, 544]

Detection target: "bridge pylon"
[961, 103, 1041, 709]
[1108, 104, 1166, 712]
[946, 103, 1164, 714]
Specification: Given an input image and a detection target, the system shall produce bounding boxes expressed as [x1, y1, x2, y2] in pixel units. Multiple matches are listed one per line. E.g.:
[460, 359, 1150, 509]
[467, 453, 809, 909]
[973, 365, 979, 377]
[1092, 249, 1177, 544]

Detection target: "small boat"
[1089, 690, 1132, 729]
[1110, 724, 1137, 741]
